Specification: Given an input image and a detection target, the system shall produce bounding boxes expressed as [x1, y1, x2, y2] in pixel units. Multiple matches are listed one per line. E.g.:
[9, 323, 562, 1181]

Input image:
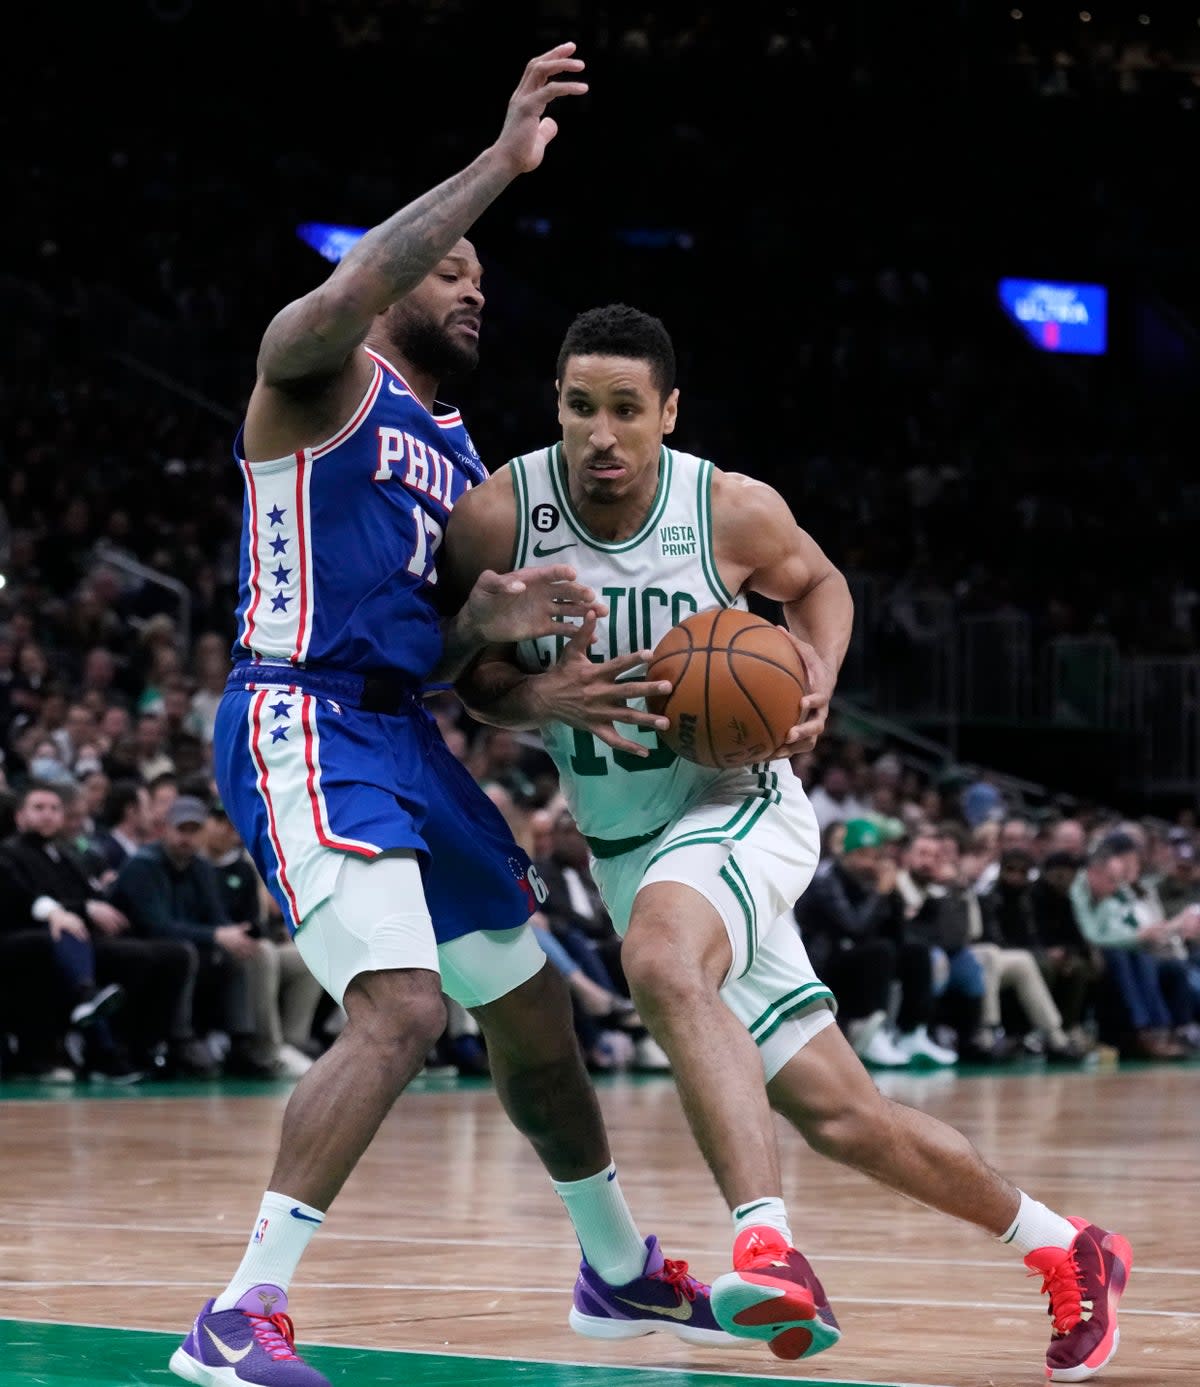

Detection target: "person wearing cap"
[112, 794, 274, 1078]
[795, 819, 955, 1068]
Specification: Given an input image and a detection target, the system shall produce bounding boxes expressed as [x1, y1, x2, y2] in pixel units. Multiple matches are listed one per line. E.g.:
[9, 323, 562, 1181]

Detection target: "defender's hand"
[493, 42, 588, 176]
[534, 610, 672, 757]
[463, 565, 606, 646]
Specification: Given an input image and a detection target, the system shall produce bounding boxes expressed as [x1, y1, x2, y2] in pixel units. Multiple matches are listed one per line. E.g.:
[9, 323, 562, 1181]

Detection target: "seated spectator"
[960, 777, 1004, 830]
[112, 794, 271, 1077]
[1119, 825, 1199, 1050]
[145, 771, 178, 841]
[974, 814, 1035, 894]
[1157, 831, 1200, 917]
[187, 632, 230, 744]
[1027, 850, 1103, 1048]
[0, 928, 76, 1081]
[977, 849, 1092, 1062]
[0, 783, 144, 1081]
[526, 909, 645, 1071]
[533, 810, 669, 1073]
[898, 829, 990, 1059]
[56, 781, 110, 880]
[131, 710, 175, 782]
[796, 819, 954, 1068]
[535, 811, 626, 995]
[203, 800, 322, 1078]
[807, 760, 869, 835]
[92, 778, 152, 875]
[471, 727, 539, 809]
[1156, 834, 1200, 1016]
[1068, 835, 1195, 1059]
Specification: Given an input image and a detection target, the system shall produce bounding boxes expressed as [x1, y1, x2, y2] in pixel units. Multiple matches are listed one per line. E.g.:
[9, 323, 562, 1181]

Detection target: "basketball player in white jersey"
[443, 304, 1132, 1381]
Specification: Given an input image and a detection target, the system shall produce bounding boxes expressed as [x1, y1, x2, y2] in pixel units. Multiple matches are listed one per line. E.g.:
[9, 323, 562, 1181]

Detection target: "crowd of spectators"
[3, 571, 1197, 1085]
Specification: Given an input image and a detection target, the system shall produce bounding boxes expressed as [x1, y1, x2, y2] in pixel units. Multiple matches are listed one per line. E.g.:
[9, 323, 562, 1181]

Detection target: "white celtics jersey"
[509, 443, 748, 844]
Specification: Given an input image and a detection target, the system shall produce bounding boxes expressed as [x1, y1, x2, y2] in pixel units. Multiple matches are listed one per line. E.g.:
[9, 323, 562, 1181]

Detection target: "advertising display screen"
[998, 278, 1107, 355]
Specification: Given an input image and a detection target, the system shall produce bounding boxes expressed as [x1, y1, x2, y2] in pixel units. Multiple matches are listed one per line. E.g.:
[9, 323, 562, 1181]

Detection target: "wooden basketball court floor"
[1, 1061, 1197, 1387]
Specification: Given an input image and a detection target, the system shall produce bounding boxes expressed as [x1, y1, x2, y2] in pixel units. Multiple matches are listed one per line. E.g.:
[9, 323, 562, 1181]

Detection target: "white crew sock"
[551, 1162, 646, 1285]
[732, 1196, 793, 1245]
[213, 1191, 325, 1310]
[999, 1191, 1077, 1256]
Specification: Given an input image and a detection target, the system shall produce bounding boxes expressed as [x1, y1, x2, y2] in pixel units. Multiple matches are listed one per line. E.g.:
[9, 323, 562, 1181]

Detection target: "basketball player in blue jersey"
[444, 304, 1134, 1382]
[171, 50, 737, 1387]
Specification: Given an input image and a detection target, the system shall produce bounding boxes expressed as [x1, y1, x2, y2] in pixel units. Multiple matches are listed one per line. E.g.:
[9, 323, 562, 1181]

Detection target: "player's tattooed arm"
[434, 467, 605, 683]
[256, 44, 587, 388]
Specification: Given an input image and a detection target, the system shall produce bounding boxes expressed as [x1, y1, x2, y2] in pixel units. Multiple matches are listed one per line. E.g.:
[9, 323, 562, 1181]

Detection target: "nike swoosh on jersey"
[616, 1295, 694, 1322]
[387, 379, 408, 396]
[205, 1325, 253, 1363]
[532, 540, 577, 557]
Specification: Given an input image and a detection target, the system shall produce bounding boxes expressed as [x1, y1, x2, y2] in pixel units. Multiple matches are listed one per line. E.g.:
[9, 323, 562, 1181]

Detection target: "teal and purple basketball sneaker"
[569, 1234, 739, 1348]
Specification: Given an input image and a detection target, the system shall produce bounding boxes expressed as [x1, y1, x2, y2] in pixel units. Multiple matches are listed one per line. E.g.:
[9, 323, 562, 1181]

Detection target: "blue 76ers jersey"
[230, 346, 488, 680]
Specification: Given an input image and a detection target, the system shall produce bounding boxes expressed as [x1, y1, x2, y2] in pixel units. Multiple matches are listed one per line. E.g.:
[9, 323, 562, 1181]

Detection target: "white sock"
[213, 1191, 325, 1310]
[732, 1196, 792, 1245]
[551, 1163, 646, 1285]
[999, 1191, 1076, 1256]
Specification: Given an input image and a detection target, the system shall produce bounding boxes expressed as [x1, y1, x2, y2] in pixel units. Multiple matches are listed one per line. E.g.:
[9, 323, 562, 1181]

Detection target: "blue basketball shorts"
[212, 664, 539, 943]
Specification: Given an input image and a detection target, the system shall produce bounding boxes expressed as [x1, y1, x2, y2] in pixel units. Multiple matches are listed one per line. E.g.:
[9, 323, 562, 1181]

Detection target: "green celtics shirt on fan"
[508, 441, 791, 851]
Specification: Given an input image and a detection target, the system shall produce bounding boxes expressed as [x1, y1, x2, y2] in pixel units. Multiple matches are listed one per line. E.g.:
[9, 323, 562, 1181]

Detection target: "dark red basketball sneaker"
[1024, 1217, 1133, 1382]
[709, 1225, 841, 1361]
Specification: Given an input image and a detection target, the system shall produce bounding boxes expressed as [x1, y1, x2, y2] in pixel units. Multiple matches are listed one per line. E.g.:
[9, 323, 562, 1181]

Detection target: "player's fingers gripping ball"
[646, 609, 808, 768]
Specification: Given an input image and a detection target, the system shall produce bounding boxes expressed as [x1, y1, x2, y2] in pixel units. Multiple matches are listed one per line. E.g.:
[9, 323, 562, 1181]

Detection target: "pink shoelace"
[247, 1310, 300, 1361]
[1029, 1251, 1086, 1335]
[651, 1257, 702, 1302]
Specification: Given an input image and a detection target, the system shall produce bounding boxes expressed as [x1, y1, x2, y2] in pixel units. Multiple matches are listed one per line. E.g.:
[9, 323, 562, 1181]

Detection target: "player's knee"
[621, 935, 714, 1017]
[344, 968, 447, 1052]
[802, 1088, 892, 1165]
[475, 965, 578, 1064]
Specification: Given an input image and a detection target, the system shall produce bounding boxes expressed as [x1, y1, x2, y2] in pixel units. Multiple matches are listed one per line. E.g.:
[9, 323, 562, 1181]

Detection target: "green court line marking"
[0, 1318, 937, 1387]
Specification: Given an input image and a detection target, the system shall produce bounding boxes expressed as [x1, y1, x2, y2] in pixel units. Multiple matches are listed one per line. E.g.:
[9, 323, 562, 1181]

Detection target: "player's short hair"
[557, 303, 676, 401]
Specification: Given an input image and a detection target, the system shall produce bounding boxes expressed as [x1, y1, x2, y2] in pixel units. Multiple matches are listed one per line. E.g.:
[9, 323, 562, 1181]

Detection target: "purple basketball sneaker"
[169, 1284, 330, 1386]
[568, 1234, 739, 1348]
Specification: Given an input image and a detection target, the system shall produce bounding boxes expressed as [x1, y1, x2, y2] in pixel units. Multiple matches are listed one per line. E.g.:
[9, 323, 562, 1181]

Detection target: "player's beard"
[395, 315, 479, 380]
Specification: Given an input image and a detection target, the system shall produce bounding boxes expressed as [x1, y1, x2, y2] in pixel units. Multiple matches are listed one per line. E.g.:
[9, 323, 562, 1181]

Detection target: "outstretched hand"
[767, 630, 836, 758]
[463, 565, 606, 647]
[532, 610, 673, 757]
[493, 42, 588, 175]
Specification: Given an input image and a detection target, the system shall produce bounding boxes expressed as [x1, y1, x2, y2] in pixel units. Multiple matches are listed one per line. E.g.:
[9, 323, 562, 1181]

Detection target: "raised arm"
[713, 471, 854, 754]
[249, 44, 587, 406]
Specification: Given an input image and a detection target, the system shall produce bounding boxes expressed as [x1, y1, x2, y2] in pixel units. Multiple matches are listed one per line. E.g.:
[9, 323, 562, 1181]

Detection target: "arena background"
[7, 0, 1199, 815]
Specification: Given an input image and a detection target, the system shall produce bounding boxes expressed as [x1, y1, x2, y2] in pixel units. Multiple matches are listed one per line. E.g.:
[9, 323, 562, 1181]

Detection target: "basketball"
[646, 608, 808, 769]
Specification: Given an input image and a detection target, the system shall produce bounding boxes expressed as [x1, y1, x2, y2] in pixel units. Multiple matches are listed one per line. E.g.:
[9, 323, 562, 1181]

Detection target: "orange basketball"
[646, 608, 808, 769]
